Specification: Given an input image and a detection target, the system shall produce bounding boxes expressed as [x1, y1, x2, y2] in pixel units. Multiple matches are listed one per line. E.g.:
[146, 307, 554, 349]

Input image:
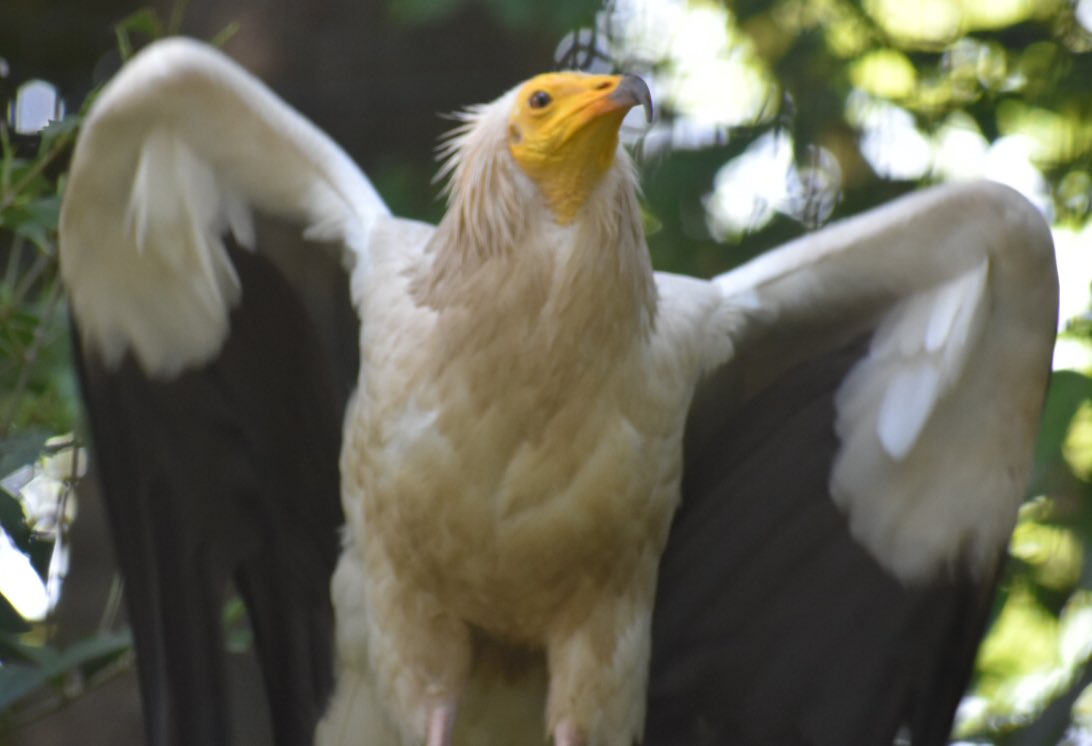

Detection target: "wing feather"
[60, 36, 388, 376]
[714, 180, 1057, 581]
[649, 180, 1057, 743]
[60, 38, 371, 746]
[847, 259, 988, 461]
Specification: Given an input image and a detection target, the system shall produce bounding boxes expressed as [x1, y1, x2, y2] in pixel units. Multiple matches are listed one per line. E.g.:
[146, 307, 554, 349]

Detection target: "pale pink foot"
[554, 719, 586, 746]
[426, 703, 456, 746]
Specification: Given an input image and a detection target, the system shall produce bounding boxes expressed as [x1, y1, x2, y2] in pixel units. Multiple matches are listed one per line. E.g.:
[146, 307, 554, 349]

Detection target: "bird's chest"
[342, 330, 684, 639]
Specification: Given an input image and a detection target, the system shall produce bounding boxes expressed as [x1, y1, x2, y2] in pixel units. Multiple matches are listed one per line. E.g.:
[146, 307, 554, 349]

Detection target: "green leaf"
[0, 631, 57, 667]
[1, 198, 60, 252]
[25, 195, 62, 238]
[114, 8, 166, 60]
[13, 221, 50, 253]
[166, 0, 190, 35]
[0, 631, 132, 711]
[209, 21, 241, 49]
[38, 115, 82, 154]
[0, 630, 31, 662]
[0, 662, 51, 711]
[53, 631, 133, 672]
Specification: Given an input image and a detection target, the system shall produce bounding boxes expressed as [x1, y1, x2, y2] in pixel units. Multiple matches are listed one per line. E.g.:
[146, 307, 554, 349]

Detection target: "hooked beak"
[608, 75, 653, 124]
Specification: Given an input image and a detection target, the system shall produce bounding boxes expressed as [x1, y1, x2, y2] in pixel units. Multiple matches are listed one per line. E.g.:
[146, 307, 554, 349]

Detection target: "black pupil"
[530, 91, 551, 109]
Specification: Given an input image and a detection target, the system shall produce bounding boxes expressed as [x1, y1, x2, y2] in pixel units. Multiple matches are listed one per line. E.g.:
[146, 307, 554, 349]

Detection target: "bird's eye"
[529, 91, 552, 109]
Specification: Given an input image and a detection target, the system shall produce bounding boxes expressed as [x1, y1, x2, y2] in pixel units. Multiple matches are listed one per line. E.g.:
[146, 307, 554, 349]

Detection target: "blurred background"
[2, 0, 1092, 743]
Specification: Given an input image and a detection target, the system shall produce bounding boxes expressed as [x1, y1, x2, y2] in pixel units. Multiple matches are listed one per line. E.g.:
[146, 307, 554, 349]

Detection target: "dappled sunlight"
[1011, 519, 1084, 593]
[1076, 685, 1092, 734]
[607, 0, 1090, 263]
[865, 0, 963, 47]
[964, 543, 1092, 734]
[1079, 0, 1092, 33]
[865, 0, 1045, 48]
[847, 94, 932, 180]
[605, 0, 1092, 429]
[604, 0, 776, 144]
[1053, 227, 1092, 326]
[998, 100, 1092, 168]
[961, 0, 1047, 30]
[849, 49, 917, 100]
[932, 114, 989, 181]
[606, 0, 1077, 270]
[704, 131, 793, 239]
[1055, 337, 1092, 375]
[703, 130, 843, 239]
[959, 489, 1092, 734]
[659, 5, 775, 129]
[982, 135, 1052, 215]
[1064, 404, 1092, 480]
[1052, 227, 1092, 371]
[972, 581, 1062, 714]
[1060, 595, 1092, 671]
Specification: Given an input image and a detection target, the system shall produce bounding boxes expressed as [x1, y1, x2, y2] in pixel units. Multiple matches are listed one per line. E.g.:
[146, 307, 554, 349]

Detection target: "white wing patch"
[64, 128, 258, 376]
[831, 260, 1010, 582]
[60, 38, 389, 378]
[863, 260, 990, 459]
[126, 128, 254, 317]
[875, 363, 941, 460]
[713, 182, 1055, 585]
[127, 129, 256, 261]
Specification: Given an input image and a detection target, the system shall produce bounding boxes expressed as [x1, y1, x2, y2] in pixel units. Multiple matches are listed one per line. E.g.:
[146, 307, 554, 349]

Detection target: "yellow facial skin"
[507, 72, 647, 225]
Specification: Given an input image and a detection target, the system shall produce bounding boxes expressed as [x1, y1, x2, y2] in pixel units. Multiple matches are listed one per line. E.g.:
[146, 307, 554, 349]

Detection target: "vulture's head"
[506, 72, 652, 224]
[435, 72, 652, 259]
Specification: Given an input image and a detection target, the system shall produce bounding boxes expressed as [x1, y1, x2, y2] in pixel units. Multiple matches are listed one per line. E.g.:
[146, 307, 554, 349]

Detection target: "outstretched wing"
[59, 38, 386, 746]
[647, 181, 1058, 745]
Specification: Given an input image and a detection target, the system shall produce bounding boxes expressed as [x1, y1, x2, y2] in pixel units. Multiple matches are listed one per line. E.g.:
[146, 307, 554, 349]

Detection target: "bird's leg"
[554, 719, 586, 746]
[358, 547, 471, 744]
[545, 570, 655, 746]
[426, 702, 457, 746]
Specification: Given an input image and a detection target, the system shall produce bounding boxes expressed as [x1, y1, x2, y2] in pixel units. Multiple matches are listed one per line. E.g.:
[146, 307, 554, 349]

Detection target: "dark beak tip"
[614, 74, 654, 124]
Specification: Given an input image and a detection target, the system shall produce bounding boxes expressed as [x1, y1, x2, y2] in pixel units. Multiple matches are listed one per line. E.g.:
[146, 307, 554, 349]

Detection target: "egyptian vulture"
[58, 38, 1058, 746]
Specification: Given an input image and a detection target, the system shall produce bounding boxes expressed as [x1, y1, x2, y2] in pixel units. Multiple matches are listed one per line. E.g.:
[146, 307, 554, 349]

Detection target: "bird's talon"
[426, 702, 456, 746]
[554, 719, 585, 746]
